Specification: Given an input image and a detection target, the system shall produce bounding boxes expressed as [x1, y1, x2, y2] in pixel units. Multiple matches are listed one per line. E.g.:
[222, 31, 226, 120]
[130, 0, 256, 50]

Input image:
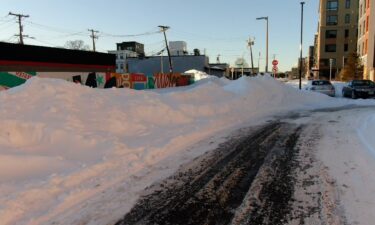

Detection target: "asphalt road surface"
[114, 114, 343, 225]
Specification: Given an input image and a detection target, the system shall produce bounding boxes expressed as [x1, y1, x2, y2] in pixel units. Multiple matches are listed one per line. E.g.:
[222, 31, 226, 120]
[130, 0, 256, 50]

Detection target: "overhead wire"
[100, 29, 161, 38]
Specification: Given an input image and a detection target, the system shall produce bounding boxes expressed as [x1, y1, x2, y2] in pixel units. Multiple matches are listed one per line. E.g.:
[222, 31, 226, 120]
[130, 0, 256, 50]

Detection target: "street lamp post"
[256, 16, 269, 74]
[299, 2, 305, 90]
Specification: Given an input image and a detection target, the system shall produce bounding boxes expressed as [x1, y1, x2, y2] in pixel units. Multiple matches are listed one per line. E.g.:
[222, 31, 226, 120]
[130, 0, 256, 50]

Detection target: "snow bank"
[0, 75, 371, 224]
[184, 69, 212, 81]
[357, 114, 375, 157]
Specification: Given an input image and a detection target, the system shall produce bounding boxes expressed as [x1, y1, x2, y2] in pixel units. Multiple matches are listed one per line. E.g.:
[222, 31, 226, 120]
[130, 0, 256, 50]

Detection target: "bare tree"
[64, 40, 90, 50]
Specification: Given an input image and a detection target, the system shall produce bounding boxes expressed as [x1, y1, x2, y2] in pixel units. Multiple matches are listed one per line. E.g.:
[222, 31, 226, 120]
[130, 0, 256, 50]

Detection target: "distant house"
[207, 63, 229, 78]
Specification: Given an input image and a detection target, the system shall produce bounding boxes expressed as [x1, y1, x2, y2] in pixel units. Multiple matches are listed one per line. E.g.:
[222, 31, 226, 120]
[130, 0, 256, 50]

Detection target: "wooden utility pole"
[8, 12, 29, 44]
[158, 25, 173, 74]
[88, 29, 99, 52]
[247, 37, 255, 74]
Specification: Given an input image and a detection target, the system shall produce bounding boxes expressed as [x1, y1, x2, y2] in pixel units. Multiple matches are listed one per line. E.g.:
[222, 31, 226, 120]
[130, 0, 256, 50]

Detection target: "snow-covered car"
[305, 80, 335, 97]
[342, 80, 375, 99]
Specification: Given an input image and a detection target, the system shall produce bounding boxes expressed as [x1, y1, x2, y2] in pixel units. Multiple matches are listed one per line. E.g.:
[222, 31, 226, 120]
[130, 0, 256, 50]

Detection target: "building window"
[327, 0, 338, 10]
[344, 44, 349, 52]
[345, 14, 350, 24]
[327, 15, 338, 25]
[366, 16, 369, 32]
[345, 0, 350, 8]
[326, 30, 337, 38]
[345, 29, 349, 38]
[320, 58, 331, 67]
[325, 44, 337, 52]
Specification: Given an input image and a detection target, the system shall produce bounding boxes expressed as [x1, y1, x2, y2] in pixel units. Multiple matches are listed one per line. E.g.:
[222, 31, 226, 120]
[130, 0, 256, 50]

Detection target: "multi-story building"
[316, 0, 359, 80]
[358, 0, 375, 80]
[306, 45, 315, 78]
[108, 42, 143, 73]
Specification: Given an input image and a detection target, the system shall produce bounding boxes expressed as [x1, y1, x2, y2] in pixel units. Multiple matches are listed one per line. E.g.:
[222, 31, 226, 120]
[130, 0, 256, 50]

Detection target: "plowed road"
[115, 106, 374, 225]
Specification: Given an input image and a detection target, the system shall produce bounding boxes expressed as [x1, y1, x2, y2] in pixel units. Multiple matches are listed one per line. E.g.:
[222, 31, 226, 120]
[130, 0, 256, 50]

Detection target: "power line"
[8, 12, 29, 44]
[100, 30, 161, 38]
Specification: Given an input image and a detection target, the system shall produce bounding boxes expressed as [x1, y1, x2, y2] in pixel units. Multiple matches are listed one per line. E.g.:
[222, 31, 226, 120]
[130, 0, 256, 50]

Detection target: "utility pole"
[8, 12, 29, 44]
[158, 25, 173, 74]
[88, 29, 99, 52]
[247, 37, 255, 74]
[258, 52, 261, 73]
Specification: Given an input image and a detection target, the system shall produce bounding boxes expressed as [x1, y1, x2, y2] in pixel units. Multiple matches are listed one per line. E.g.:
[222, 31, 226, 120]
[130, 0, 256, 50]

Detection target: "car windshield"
[312, 80, 331, 85]
[352, 80, 375, 87]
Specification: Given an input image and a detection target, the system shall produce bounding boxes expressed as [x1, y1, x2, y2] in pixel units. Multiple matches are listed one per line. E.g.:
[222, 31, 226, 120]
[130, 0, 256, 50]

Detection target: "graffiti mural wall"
[0, 71, 110, 90]
[0, 71, 194, 91]
[0, 72, 37, 90]
[153, 73, 194, 88]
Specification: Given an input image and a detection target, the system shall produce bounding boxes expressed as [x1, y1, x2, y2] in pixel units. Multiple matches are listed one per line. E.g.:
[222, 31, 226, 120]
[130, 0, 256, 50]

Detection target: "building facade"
[316, 0, 359, 80]
[108, 42, 143, 73]
[358, 0, 375, 80]
[306, 45, 315, 78]
[0, 42, 116, 89]
[127, 55, 209, 77]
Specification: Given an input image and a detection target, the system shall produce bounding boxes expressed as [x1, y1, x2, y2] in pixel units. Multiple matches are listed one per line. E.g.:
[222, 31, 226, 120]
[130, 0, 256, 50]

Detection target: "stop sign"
[272, 59, 278, 66]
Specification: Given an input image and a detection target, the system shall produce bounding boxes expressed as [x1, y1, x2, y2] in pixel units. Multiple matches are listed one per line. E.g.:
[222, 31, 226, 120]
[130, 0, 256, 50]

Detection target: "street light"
[256, 16, 269, 73]
[299, 2, 305, 90]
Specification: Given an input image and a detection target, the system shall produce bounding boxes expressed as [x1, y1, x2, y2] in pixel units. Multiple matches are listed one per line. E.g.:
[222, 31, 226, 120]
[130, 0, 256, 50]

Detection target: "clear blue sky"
[0, 0, 319, 72]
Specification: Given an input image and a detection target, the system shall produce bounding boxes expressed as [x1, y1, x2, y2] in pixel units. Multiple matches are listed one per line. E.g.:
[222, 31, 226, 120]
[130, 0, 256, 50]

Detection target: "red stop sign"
[272, 60, 278, 66]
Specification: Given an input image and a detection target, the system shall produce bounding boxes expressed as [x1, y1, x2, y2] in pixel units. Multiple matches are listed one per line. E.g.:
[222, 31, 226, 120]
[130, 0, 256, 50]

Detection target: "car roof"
[309, 80, 332, 84]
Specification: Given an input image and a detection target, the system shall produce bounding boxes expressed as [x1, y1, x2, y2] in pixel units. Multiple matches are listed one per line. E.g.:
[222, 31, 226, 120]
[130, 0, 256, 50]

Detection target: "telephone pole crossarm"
[88, 29, 99, 52]
[8, 12, 29, 44]
[247, 37, 255, 74]
[158, 25, 173, 74]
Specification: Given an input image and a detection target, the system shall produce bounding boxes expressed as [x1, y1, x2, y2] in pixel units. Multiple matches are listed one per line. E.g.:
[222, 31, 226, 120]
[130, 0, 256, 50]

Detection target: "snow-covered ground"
[0, 75, 375, 224]
[316, 107, 375, 225]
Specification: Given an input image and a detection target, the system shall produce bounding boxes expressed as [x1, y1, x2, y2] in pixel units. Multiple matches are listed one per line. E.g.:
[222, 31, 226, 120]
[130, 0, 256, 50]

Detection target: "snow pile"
[332, 81, 347, 97]
[357, 114, 375, 157]
[0, 75, 371, 224]
[184, 69, 211, 81]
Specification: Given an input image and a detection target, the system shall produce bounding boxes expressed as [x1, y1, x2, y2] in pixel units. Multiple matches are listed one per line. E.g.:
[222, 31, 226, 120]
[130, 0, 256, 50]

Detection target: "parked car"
[342, 80, 375, 99]
[305, 80, 335, 97]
